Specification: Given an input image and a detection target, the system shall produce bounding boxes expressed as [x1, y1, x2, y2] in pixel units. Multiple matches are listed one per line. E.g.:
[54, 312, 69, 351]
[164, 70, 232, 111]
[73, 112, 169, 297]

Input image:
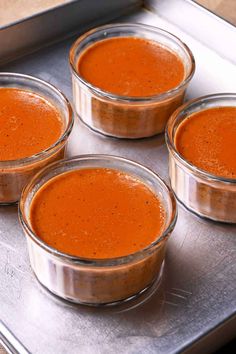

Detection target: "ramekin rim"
[0, 72, 74, 167]
[165, 92, 236, 184]
[19, 154, 177, 266]
[69, 23, 195, 103]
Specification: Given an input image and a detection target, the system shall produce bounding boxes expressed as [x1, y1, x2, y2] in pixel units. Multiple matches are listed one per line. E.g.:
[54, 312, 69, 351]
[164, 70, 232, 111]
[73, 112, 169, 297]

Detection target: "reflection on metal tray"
[0, 0, 236, 353]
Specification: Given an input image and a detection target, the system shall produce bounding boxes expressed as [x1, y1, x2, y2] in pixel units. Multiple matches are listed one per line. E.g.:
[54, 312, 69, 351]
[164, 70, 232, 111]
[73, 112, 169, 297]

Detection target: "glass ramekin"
[0, 72, 73, 204]
[19, 155, 177, 305]
[69, 23, 195, 139]
[166, 93, 236, 223]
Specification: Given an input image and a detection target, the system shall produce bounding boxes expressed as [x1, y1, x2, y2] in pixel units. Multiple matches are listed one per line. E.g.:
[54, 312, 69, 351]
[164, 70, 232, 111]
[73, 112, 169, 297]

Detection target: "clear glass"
[0, 72, 73, 204]
[19, 155, 177, 305]
[69, 23, 195, 139]
[166, 93, 236, 223]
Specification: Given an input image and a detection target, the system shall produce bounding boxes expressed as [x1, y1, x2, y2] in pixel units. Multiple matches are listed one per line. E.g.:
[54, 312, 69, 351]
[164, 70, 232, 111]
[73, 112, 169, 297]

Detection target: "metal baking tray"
[0, 0, 236, 353]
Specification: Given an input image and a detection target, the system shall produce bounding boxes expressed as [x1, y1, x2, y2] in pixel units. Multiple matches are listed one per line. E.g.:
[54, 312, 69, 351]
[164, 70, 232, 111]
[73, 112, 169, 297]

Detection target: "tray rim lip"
[180, 311, 236, 354]
[0, 0, 81, 31]
[0, 320, 30, 354]
[184, 0, 236, 29]
[1, 309, 236, 353]
[146, 0, 236, 31]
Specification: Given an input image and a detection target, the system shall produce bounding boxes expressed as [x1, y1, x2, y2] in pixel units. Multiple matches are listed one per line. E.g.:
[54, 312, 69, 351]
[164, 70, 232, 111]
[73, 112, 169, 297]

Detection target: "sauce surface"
[0, 88, 63, 161]
[78, 37, 185, 97]
[175, 107, 236, 178]
[30, 168, 165, 258]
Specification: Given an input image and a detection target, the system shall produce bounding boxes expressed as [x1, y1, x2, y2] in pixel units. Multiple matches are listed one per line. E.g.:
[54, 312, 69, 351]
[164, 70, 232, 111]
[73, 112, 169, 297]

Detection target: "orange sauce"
[30, 168, 165, 258]
[175, 107, 236, 178]
[0, 88, 63, 161]
[78, 37, 185, 97]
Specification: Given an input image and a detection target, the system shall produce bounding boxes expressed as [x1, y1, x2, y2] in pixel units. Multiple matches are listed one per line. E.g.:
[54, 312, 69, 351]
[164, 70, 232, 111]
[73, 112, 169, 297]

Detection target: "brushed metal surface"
[0, 2, 236, 354]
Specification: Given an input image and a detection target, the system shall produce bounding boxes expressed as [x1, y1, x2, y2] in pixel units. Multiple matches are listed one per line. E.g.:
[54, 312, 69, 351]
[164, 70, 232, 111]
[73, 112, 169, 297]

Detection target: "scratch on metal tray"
[4, 249, 28, 278]
[0, 240, 18, 253]
[166, 292, 188, 300]
[171, 287, 192, 295]
[159, 300, 179, 307]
